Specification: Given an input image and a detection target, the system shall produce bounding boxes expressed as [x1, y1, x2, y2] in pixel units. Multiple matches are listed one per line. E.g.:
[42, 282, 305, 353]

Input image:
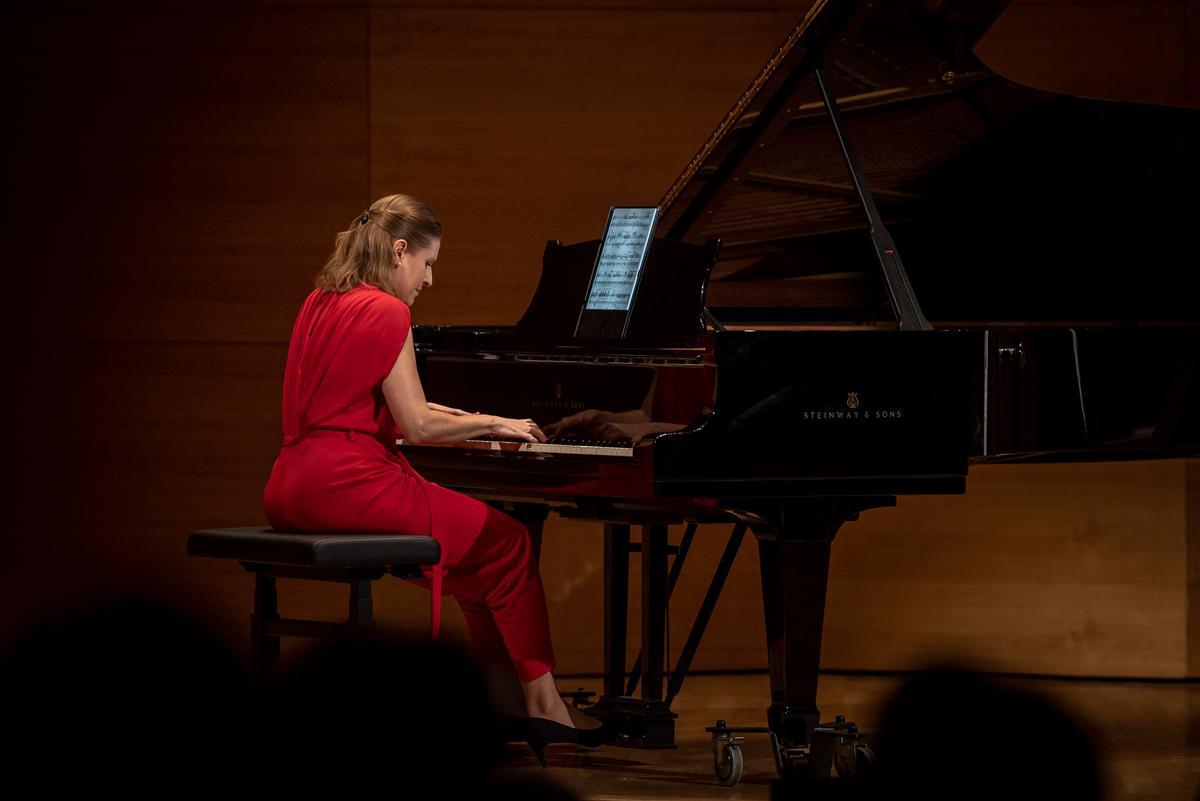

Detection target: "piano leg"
[603, 523, 630, 700]
[748, 497, 893, 779]
[501, 502, 549, 563]
[641, 524, 669, 701]
[757, 535, 829, 762]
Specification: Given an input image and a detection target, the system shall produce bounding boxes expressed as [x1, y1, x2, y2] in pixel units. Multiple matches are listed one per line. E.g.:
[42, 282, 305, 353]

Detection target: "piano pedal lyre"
[560, 688, 597, 709]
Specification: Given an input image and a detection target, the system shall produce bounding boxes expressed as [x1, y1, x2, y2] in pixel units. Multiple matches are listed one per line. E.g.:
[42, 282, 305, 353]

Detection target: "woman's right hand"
[489, 416, 547, 443]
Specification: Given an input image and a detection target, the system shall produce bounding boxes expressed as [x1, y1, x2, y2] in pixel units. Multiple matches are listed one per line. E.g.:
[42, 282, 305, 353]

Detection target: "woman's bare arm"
[382, 336, 545, 443]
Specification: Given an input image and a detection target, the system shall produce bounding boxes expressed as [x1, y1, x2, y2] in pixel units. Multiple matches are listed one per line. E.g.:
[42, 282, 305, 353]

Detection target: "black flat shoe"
[526, 717, 606, 766]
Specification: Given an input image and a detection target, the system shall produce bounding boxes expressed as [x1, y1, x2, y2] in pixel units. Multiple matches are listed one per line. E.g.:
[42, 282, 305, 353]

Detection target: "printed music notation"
[585, 207, 658, 311]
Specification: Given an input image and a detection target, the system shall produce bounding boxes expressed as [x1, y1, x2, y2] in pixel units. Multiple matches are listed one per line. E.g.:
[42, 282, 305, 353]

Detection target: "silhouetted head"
[0, 598, 249, 796]
[265, 632, 502, 795]
[870, 666, 1101, 801]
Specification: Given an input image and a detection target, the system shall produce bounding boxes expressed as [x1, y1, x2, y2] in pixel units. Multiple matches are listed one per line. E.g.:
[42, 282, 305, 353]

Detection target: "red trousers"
[264, 430, 556, 682]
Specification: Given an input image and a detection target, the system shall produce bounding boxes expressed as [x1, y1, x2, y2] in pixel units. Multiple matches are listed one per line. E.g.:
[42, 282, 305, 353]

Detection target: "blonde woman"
[263, 194, 603, 761]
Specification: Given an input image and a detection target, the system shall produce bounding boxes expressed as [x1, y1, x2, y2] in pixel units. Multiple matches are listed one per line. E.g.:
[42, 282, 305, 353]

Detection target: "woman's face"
[392, 237, 439, 306]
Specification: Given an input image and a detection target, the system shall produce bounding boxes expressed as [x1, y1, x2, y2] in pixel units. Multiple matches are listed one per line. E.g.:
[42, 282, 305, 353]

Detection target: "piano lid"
[658, 0, 1200, 326]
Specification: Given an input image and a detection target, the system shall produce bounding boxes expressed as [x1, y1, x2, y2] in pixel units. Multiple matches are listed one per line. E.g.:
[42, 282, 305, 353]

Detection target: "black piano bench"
[187, 527, 441, 678]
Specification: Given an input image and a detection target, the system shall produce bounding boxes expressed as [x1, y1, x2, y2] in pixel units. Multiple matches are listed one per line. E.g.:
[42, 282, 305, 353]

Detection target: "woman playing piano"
[263, 193, 603, 759]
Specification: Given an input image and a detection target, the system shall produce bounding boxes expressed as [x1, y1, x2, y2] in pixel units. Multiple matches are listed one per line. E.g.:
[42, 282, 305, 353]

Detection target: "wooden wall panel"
[8, 7, 369, 345]
[367, 7, 781, 326]
[542, 461, 1198, 679]
[975, 0, 1198, 109]
[5, 1, 1198, 685]
[823, 460, 1197, 678]
[3, 5, 371, 651]
[7, 342, 286, 645]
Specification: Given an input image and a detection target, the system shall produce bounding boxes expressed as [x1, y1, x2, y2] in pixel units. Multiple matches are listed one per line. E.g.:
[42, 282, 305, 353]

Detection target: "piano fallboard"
[404, 326, 981, 503]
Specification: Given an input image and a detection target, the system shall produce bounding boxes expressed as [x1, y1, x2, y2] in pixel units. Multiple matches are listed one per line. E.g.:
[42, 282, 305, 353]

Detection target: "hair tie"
[359, 210, 370, 225]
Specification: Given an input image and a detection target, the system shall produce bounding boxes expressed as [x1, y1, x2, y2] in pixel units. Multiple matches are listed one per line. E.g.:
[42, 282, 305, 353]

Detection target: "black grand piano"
[400, 0, 1199, 784]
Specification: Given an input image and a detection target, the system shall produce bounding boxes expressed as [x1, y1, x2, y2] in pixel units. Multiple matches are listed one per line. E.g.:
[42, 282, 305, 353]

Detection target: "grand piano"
[399, 0, 1199, 783]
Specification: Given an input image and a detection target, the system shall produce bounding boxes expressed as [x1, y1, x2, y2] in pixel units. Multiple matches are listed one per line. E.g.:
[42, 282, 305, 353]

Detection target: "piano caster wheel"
[834, 740, 875, 780]
[713, 741, 744, 786]
[709, 719, 747, 786]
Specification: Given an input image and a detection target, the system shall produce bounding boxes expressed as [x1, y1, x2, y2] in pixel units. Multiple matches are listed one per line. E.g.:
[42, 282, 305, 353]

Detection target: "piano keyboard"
[397, 437, 636, 458]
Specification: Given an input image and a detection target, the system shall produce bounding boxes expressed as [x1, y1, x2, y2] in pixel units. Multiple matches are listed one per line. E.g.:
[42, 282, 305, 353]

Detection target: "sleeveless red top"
[263, 284, 448, 634]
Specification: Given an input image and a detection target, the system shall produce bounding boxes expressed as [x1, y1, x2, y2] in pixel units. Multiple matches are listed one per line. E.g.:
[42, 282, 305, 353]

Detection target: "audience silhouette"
[3, 602, 1105, 800]
[0, 598, 582, 799]
[857, 665, 1102, 801]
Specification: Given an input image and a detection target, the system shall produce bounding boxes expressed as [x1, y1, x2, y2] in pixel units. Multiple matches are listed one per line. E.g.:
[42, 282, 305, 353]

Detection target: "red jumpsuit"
[263, 284, 555, 682]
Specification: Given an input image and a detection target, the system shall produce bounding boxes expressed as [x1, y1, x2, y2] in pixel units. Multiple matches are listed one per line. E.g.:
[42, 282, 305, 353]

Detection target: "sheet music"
[585, 207, 658, 312]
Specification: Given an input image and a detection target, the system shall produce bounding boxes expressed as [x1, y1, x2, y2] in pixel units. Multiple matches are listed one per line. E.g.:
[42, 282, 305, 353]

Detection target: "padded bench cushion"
[188, 527, 440, 569]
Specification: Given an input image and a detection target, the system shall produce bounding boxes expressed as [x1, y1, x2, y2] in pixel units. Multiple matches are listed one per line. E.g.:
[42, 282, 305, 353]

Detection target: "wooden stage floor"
[498, 673, 1199, 801]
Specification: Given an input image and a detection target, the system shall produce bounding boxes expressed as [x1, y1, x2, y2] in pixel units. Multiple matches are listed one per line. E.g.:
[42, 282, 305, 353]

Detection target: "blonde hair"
[315, 194, 443, 296]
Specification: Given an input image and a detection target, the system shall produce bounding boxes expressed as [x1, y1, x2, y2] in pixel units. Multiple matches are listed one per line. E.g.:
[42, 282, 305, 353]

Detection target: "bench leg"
[251, 573, 280, 679]
[349, 578, 373, 623]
